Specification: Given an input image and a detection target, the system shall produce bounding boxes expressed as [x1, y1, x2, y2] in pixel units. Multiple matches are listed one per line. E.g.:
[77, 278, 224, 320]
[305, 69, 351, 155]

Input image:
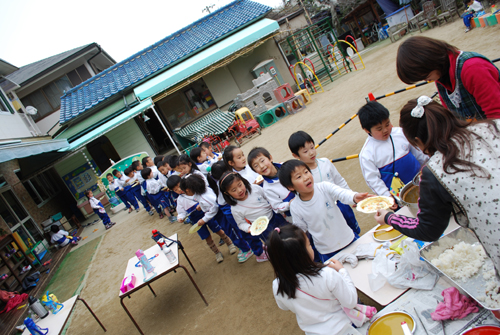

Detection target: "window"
[22, 171, 60, 206]
[0, 91, 13, 114]
[20, 65, 92, 121]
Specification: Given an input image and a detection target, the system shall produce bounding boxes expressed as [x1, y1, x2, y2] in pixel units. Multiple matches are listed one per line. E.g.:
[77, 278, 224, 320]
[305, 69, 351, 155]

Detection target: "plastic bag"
[368, 248, 398, 292]
[387, 240, 439, 290]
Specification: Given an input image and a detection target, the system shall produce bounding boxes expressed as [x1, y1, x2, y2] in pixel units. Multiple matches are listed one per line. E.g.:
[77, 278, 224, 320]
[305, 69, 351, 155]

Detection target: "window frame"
[0, 89, 14, 114]
[21, 171, 60, 207]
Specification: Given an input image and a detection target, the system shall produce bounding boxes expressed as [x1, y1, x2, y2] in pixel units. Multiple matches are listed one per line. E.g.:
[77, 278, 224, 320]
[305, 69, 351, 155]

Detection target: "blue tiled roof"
[59, 0, 271, 124]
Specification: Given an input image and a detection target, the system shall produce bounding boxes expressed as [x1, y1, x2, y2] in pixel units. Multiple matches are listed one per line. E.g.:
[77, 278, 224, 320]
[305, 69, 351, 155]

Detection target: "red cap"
[368, 92, 376, 101]
[152, 229, 158, 234]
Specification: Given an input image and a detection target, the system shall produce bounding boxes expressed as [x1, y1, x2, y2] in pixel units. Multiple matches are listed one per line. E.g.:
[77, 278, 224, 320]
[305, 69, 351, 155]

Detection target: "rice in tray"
[431, 241, 487, 281]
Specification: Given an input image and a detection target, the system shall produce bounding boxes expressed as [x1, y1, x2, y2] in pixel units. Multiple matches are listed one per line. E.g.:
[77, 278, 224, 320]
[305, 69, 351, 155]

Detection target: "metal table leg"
[180, 248, 197, 273]
[120, 296, 144, 335]
[179, 265, 208, 306]
[147, 284, 157, 297]
[78, 297, 107, 332]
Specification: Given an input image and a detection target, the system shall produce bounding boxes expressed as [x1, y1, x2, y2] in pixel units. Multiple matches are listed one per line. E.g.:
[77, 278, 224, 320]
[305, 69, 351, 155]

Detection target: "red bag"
[0, 290, 15, 303]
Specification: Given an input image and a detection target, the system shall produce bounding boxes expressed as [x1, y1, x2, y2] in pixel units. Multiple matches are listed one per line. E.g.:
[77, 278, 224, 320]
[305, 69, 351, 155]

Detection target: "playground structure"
[279, 18, 366, 94]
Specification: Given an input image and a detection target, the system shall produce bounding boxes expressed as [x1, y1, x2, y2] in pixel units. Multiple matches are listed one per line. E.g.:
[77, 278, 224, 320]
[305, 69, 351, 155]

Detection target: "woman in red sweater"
[396, 36, 500, 120]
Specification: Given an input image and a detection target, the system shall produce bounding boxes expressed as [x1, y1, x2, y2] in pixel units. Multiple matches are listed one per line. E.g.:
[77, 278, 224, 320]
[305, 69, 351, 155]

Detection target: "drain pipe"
[150, 105, 181, 154]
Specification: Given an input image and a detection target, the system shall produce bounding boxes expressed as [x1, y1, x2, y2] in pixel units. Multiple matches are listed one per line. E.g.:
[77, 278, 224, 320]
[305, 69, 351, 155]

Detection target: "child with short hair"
[124, 167, 153, 215]
[107, 170, 139, 213]
[141, 168, 177, 222]
[279, 160, 372, 262]
[248, 147, 295, 222]
[181, 174, 238, 263]
[220, 171, 287, 262]
[267, 225, 359, 335]
[288, 131, 361, 235]
[142, 156, 159, 178]
[223, 146, 261, 184]
[50, 225, 81, 246]
[190, 147, 220, 176]
[358, 101, 427, 198]
[167, 175, 194, 225]
[84, 189, 115, 229]
[153, 155, 164, 166]
[211, 161, 254, 262]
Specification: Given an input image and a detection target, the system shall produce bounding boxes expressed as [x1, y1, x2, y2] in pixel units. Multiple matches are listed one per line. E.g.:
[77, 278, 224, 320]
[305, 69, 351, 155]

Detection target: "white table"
[119, 234, 207, 335]
[22, 295, 106, 334]
[333, 207, 459, 306]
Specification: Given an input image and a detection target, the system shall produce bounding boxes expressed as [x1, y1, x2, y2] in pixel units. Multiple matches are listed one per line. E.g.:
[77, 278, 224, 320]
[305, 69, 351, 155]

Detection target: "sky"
[0, 0, 284, 68]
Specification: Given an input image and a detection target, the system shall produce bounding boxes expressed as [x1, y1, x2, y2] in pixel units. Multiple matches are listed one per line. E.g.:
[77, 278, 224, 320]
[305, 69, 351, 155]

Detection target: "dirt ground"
[65, 20, 500, 335]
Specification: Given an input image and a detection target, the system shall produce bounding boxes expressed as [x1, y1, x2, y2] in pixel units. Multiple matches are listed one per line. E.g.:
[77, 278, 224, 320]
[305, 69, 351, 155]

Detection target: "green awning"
[59, 99, 153, 152]
[55, 92, 137, 141]
[134, 19, 279, 100]
[174, 109, 235, 142]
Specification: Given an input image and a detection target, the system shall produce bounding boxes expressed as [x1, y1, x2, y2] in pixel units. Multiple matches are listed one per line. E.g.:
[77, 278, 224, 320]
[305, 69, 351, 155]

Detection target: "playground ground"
[51, 19, 500, 335]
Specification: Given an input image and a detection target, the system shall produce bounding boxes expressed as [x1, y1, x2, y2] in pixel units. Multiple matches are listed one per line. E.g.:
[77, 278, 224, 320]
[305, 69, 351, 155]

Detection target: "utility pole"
[298, 0, 313, 25]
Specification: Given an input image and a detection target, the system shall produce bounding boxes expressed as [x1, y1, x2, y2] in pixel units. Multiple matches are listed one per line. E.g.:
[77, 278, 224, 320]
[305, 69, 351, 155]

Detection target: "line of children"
[223, 146, 261, 184]
[180, 174, 238, 263]
[124, 167, 154, 215]
[141, 167, 177, 222]
[106, 170, 139, 213]
[190, 143, 222, 176]
[84, 189, 115, 229]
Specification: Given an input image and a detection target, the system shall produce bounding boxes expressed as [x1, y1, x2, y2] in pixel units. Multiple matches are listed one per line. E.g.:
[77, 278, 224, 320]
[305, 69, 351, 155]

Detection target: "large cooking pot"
[399, 180, 420, 216]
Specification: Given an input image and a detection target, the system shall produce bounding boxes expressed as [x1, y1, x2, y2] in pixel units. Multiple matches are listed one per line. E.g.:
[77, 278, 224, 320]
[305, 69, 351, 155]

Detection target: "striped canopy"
[174, 109, 235, 142]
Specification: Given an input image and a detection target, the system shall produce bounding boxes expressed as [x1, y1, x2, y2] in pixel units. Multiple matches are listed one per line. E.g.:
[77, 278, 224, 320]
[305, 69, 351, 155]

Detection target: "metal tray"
[420, 227, 500, 310]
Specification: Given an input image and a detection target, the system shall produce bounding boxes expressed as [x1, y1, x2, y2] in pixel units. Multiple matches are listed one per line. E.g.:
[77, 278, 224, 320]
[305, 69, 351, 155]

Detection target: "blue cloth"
[93, 207, 110, 226]
[259, 212, 287, 242]
[379, 151, 421, 190]
[131, 185, 151, 211]
[239, 230, 265, 256]
[219, 204, 250, 252]
[196, 213, 222, 240]
[463, 13, 474, 27]
[337, 201, 360, 236]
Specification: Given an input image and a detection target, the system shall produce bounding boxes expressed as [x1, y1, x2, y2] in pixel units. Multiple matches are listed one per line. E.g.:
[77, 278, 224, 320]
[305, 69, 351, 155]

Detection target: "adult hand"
[354, 192, 374, 204]
[197, 219, 205, 226]
[327, 259, 344, 271]
[375, 209, 389, 225]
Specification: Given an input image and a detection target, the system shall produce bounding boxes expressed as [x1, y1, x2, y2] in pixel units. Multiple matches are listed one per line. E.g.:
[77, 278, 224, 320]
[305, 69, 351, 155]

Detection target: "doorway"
[134, 111, 176, 154]
[86, 136, 120, 172]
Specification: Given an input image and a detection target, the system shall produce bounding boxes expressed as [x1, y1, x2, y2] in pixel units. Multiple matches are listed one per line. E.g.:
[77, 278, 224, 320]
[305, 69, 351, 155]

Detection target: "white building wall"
[36, 110, 61, 135]
[0, 112, 34, 140]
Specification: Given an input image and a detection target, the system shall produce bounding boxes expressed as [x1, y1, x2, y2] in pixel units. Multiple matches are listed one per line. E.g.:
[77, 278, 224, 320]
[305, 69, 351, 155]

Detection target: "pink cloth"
[0, 293, 28, 314]
[431, 287, 479, 321]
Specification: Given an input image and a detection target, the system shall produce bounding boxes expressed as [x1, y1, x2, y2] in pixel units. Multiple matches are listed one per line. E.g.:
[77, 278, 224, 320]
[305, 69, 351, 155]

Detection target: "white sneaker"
[465, 27, 470, 32]
[228, 243, 238, 255]
[215, 252, 224, 263]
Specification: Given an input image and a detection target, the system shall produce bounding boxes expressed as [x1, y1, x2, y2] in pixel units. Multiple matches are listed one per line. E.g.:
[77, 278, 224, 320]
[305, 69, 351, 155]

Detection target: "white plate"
[250, 216, 269, 236]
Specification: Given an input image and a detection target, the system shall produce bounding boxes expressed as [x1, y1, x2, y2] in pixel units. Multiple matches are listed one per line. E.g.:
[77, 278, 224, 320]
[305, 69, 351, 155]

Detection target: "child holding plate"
[219, 172, 287, 262]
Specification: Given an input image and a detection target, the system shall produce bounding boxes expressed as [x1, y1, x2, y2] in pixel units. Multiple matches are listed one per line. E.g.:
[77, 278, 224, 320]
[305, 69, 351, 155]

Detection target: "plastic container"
[162, 245, 177, 263]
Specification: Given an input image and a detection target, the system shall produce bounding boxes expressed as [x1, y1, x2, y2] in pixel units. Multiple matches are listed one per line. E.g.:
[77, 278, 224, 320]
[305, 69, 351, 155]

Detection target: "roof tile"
[60, 0, 271, 124]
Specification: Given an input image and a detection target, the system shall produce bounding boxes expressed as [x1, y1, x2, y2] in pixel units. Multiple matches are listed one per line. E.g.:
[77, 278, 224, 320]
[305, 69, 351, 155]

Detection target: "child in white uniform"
[267, 225, 359, 335]
[288, 131, 360, 236]
[248, 147, 295, 223]
[223, 145, 261, 184]
[358, 101, 427, 197]
[279, 160, 372, 262]
[190, 147, 219, 176]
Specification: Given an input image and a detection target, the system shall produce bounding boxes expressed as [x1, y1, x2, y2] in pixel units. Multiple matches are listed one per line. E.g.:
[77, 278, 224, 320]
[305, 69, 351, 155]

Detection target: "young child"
[248, 147, 295, 223]
[167, 175, 195, 225]
[199, 142, 222, 161]
[463, 0, 483, 32]
[223, 146, 261, 184]
[279, 160, 372, 262]
[288, 131, 360, 235]
[107, 170, 139, 213]
[124, 167, 153, 215]
[190, 147, 218, 176]
[211, 161, 254, 263]
[180, 174, 238, 263]
[358, 101, 427, 198]
[84, 189, 115, 229]
[156, 160, 176, 215]
[220, 172, 287, 262]
[141, 168, 177, 222]
[50, 225, 81, 247]
[153, 155, 164, 166]
[267, 225, 359, 335]
[142, 156, 159, 178]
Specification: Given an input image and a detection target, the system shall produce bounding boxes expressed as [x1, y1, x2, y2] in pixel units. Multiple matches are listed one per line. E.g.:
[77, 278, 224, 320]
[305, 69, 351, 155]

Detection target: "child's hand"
[353, 192, 374, 204]
[197, 219, 205, 226]
[178, 217, 184, 223]
[196, 205, 201, 211]
[247, 227, 252, 233]
[374, 209, 390, 225]
[327, 259, 344, 271]
[390, 197, 398, 210]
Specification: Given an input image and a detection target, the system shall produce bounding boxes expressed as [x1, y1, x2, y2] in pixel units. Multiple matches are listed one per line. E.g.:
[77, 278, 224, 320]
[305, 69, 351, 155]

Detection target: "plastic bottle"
[162, 245, 177, 263]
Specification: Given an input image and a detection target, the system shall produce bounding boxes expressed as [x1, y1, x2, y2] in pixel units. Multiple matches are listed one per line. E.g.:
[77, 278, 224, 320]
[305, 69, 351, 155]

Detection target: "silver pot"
[399, 181, 420, 217]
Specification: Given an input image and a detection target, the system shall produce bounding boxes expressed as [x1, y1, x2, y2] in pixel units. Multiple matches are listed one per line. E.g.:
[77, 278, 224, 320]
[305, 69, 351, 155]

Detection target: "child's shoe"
[77, 236, 82, 241]
[159, 213, 165, 219]
[228, 243, 238, 255]
[168, 216, 177, 223]
[128, 208, 132, 213]
[135, 208, 140, 213]
[148, 209, 155, 216]
[105, 224, 114, 230]
[215, 252, 224, 263]
[256, 251, 268, 263]
[238, 250, 254, 263]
